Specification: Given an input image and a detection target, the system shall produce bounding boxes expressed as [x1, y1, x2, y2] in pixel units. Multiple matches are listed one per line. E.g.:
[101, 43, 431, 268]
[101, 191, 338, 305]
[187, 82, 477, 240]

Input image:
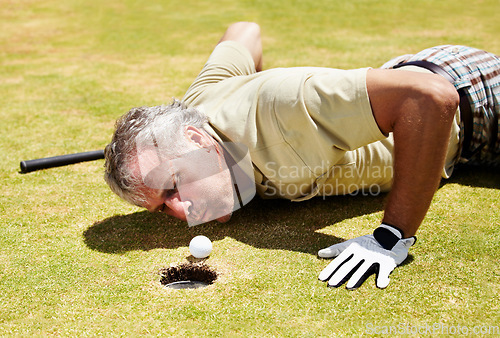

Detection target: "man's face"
[138, 127, 236, 226]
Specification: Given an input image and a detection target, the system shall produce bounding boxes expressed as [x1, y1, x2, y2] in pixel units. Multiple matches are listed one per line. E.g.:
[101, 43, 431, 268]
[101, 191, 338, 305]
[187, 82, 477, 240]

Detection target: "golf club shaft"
[20, 150, 105, 173]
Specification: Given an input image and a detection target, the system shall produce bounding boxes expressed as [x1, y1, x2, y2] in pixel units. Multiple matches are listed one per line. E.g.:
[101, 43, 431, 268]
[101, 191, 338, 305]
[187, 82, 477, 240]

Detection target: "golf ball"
[189, 235, 212, 259]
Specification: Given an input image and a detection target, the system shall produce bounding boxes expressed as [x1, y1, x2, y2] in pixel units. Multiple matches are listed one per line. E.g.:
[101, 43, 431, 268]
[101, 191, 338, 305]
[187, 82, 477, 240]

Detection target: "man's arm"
[218, 22, 263, 72]
[319, 69, 459, 289]
[366, 68, 459, 237]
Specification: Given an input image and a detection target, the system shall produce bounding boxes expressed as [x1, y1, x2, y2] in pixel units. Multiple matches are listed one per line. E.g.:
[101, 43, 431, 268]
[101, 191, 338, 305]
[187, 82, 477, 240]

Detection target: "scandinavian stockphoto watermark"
[365, 322, 500, 335]
[262, 160, 394, 198]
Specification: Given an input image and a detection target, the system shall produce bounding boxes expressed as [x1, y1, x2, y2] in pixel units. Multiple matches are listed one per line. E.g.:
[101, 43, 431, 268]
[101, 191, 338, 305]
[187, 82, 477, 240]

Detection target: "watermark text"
[365, 322, 499, 335]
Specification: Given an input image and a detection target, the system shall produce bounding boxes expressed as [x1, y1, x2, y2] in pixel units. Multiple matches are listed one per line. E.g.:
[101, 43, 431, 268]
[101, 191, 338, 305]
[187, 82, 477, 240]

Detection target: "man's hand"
[318, 231, 416, 290]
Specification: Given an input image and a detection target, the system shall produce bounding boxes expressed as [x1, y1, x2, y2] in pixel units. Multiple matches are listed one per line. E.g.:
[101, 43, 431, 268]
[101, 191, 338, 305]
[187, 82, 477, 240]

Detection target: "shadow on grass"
[83, 193, 388, 255]
[443, 164, 499, 188]
[83, 165, 498, 255]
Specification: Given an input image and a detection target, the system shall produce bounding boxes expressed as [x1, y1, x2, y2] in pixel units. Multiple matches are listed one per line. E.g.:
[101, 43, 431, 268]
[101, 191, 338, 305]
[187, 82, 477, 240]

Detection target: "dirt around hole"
[159, 263, 218, 288]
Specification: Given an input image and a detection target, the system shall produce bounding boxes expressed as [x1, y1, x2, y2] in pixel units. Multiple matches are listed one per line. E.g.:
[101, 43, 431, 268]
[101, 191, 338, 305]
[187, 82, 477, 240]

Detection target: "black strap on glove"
[373, 223, 408, 250]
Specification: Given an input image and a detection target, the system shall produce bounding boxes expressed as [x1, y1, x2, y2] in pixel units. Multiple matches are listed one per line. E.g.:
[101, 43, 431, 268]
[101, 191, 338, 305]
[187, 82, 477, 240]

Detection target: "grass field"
[1, 0, 499, 336]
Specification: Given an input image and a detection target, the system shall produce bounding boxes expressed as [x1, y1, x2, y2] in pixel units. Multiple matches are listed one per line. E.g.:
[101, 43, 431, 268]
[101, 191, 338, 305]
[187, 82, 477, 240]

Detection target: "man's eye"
[166, 183, 177, 197]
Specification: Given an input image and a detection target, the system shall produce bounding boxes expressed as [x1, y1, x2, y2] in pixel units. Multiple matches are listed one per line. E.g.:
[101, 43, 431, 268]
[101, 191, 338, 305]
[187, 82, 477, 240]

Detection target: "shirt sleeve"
[301, 67, 385, 151]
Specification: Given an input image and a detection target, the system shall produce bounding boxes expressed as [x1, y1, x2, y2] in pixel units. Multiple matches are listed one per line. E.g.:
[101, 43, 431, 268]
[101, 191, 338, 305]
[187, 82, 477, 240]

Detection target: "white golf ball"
[189, 235, 212, 259]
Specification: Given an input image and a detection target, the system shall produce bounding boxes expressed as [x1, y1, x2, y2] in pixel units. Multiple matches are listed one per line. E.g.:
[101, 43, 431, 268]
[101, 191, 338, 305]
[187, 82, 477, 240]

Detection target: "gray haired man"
[105, 22, 499, 289]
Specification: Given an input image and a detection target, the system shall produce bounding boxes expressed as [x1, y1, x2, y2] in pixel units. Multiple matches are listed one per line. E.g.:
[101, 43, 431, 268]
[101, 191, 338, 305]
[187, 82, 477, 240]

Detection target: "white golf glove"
[318, 224, 416, 290]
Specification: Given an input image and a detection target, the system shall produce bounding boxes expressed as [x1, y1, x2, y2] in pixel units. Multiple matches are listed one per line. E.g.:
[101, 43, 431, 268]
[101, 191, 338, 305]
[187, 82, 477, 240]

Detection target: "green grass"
[1, 0, 499, 336]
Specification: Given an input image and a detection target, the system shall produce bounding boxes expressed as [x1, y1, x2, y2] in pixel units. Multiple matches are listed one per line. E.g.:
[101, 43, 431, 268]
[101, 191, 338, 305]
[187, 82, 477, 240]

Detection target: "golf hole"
[159, 263, 217, 290]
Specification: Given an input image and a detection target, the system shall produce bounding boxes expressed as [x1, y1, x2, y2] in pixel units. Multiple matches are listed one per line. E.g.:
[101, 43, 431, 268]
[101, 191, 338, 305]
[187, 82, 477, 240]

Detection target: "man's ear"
[184, 125, 213, 148]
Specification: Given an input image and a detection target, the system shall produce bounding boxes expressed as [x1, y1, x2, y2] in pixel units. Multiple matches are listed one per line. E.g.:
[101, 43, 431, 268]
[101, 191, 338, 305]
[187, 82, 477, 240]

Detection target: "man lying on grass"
[104, 22, 500, 289]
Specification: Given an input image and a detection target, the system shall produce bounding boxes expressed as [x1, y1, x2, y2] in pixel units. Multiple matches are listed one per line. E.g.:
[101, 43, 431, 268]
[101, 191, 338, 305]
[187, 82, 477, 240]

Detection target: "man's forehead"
[137, 148, 163, 171]
[136, 148, 176, 190]
[136, 147, 193, 172]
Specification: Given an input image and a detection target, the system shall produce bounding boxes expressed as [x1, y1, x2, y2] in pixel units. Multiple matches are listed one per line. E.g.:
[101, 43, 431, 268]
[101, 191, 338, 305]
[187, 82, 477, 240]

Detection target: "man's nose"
[164, 194, 192, 221]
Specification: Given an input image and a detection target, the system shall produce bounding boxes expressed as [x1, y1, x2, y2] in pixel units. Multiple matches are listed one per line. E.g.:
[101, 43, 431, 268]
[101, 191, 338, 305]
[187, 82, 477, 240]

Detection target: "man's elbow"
[425, 76, 460, 122]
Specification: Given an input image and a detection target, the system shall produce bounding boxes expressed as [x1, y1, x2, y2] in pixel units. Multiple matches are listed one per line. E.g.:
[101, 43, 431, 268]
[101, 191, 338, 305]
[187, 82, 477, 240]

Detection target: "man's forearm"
[382, 115, 454, 237]
[366, 69, 460, 237]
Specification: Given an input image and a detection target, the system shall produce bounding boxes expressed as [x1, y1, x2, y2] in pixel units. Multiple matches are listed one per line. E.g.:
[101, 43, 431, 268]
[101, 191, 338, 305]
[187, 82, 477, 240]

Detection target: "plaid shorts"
[382, 45, 500, 167]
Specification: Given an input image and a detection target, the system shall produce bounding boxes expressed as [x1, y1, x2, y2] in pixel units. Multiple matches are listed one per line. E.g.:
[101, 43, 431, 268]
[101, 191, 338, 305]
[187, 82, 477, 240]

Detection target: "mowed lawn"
[1, 0, 499, 336]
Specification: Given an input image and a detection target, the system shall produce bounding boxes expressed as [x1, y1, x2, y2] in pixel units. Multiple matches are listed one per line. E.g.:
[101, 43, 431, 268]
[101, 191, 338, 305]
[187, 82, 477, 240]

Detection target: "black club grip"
[20, 150, 105, 173]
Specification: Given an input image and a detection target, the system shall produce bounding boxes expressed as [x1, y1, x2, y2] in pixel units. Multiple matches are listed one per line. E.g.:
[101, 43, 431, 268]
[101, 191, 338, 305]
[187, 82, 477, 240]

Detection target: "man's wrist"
[373, 223, 404, 250]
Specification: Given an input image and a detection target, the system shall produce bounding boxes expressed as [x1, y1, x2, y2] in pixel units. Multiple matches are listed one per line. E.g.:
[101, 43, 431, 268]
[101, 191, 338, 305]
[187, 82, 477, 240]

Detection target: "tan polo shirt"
[182, 41, 459, 201]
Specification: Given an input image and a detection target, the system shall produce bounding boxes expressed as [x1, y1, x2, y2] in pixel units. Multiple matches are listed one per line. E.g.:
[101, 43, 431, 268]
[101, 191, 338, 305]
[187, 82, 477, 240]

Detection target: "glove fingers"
[328, 258, 364, 288]
[319, 234, 408, 290]
[346, 261, 377, 290]
[317, 240, 352, 258]
[318, 247, 355, 281]
[375, 261, 396, 289]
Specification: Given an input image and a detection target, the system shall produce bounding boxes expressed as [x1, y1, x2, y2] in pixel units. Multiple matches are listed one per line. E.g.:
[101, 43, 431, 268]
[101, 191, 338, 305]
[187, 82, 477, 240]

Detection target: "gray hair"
[104, 100, 208, 206]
